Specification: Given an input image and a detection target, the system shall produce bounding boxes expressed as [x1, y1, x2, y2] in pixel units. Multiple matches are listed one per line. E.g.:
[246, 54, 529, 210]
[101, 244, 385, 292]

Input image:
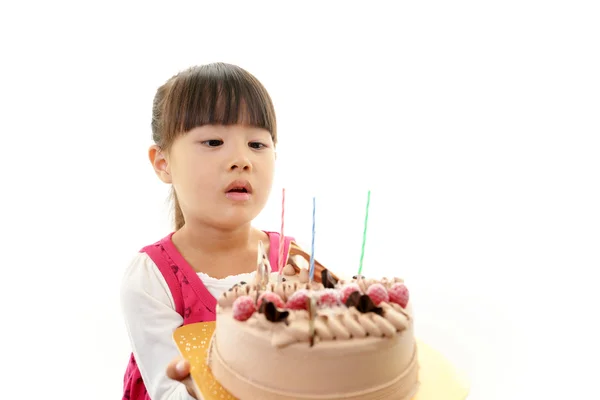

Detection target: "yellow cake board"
[174, 322, 470, 400]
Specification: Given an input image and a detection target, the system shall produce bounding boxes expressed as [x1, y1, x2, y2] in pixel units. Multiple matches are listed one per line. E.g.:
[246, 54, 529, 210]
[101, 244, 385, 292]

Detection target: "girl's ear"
[149, 145, 172, 184]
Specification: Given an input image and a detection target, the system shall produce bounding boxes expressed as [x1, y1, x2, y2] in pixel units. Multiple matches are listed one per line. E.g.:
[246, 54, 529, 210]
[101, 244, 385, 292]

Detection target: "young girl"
[120, 63, 326, 400]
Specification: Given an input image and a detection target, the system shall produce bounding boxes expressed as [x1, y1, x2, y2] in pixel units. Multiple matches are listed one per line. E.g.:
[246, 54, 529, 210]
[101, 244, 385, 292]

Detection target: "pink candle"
[278, 188, 286, 277]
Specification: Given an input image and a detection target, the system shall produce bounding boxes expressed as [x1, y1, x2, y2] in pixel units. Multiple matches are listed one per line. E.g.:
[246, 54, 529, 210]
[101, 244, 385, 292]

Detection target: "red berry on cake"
[257, 292, 286, 309]
[318, 289, 342, 308]
[366, 283, 389, 305]
[341, 283, 361, 303]
[232, 296, 256, 321]
[285, 290, 309, 310]
[388, 283, 409, 308]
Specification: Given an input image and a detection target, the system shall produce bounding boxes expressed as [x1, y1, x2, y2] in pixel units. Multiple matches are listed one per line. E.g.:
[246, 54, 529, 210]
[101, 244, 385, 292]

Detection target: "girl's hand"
[166, 357, 197, 399]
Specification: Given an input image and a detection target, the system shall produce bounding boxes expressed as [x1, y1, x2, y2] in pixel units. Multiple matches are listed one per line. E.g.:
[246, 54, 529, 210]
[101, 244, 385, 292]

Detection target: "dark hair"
[151, 63, 277, 230]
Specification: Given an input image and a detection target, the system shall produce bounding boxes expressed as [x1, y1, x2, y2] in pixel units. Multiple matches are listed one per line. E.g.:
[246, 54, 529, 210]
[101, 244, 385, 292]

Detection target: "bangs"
[161, 63, 277, 143]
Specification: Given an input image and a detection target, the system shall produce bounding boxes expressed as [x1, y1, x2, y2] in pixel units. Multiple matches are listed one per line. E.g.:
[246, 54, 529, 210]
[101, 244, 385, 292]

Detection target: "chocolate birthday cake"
[208, 247, 419, 399]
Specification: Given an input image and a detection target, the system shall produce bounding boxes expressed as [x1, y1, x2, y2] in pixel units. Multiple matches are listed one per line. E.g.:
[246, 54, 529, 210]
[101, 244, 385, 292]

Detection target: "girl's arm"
[120, 253, 196, 400]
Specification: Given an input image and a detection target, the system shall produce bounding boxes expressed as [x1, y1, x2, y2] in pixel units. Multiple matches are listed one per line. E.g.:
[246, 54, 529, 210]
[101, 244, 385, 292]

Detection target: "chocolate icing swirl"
[268, 305, 409, 348]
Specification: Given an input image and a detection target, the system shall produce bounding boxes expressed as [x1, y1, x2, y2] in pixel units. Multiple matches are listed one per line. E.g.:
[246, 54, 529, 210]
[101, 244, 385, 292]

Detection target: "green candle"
[357, 190, 371, 276]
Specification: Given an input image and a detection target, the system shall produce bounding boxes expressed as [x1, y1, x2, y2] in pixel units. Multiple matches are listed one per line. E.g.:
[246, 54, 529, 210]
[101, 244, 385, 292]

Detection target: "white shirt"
[120, 252, 254, 400]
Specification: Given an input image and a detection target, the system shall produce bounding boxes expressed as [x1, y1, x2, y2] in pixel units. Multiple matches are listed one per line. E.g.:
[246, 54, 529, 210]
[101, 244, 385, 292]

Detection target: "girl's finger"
[167, 358, 190, 381]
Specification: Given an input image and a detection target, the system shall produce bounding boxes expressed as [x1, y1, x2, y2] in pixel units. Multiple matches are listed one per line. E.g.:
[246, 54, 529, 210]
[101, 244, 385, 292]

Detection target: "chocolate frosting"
[259, 301, 289, 323]
[345, 291, 384, 316]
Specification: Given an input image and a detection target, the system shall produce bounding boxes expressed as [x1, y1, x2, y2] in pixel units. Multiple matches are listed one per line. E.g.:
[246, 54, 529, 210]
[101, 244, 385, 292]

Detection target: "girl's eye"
[202, 139, 223, 147]
[249, 142, 266, 149]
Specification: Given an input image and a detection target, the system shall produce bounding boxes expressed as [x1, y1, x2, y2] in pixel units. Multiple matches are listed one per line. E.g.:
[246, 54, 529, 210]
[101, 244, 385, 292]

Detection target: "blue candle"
[309, 196, 316, 281]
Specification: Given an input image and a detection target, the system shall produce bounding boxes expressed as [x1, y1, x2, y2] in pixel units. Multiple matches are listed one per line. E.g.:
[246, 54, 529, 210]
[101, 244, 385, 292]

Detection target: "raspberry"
[257, 292, 285, 309]
[366, 283, 389, 305]
[341, 283, 361, 303]
[318, 289, 341, 308]
[232, 296, 256, 321]
[388, 283, 409, 308]
[285, 290, 309, 310]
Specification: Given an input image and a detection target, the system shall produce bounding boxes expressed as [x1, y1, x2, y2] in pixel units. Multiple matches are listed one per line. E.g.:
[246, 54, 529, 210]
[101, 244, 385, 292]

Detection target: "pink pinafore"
[122, 231, 294, 400]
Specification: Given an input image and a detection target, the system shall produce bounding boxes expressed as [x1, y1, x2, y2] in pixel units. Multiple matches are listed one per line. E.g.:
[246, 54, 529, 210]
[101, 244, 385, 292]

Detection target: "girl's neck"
[173, 221, 259, 254]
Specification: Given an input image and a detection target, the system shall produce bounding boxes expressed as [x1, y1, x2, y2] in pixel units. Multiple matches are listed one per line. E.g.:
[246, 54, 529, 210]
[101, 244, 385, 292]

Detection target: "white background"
[1, 1, 599, 399]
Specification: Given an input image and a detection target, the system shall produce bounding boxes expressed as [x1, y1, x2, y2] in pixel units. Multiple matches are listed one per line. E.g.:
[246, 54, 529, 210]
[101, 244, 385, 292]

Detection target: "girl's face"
[152, 124, 275, 230]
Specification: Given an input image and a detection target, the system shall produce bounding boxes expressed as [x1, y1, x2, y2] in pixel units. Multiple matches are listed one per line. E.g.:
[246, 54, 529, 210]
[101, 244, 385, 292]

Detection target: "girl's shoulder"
[120, 251, 178, 310]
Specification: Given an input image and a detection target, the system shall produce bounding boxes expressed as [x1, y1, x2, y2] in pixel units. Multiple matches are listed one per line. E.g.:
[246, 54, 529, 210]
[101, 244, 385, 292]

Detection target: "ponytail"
[171, 187, 185, 230]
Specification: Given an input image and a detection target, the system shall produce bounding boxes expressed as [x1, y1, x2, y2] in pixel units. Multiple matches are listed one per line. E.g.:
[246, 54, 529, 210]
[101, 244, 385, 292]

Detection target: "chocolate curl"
[306, 295, 317, 347]
[321, 269, 338, 289]
[345, 291, 384, 316]
[258, 301, 289, 323]
[287, 242, 341, 283]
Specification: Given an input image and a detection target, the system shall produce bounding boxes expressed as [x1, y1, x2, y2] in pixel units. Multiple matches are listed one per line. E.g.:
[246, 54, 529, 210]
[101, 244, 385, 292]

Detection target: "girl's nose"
[229, 156, 252, 171]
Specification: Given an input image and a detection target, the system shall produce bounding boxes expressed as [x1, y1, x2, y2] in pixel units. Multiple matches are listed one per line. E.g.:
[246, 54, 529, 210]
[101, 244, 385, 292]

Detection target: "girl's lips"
[225, 179, 253, 194]
[225, 192, 251, 201]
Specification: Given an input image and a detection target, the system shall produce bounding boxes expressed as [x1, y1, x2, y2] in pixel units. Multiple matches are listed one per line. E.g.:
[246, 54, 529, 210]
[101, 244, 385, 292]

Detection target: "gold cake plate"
[174, 322, 470, 400]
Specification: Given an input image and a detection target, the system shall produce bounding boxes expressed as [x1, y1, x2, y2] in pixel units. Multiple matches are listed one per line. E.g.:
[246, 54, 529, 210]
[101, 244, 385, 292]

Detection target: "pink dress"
[122, 231, 294, 400]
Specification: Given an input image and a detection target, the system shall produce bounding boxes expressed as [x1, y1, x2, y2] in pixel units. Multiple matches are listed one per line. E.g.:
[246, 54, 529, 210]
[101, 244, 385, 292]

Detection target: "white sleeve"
[120, 252, 196, 400]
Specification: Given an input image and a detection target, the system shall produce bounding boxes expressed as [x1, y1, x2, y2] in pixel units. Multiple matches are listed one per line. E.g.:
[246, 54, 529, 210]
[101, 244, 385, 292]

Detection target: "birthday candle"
[278, 188, 286, 278]
[357, 190, 371, 276]
[256, 240, 268, 293]
[309, 196, 316, 282]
